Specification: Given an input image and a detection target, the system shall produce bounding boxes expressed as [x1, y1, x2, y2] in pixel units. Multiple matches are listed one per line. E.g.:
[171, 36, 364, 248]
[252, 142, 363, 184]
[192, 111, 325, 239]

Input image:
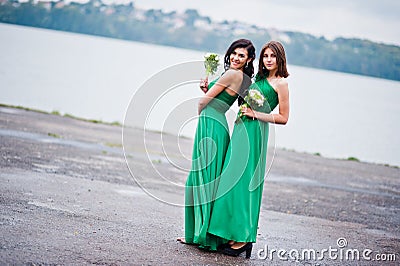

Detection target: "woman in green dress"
[207, 41, 290, 258]
[177, 39, 256, 251]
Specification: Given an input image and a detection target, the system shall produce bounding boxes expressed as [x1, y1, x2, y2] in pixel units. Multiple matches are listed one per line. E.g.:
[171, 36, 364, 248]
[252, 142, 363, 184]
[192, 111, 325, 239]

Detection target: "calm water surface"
[1, 23, 399, 166]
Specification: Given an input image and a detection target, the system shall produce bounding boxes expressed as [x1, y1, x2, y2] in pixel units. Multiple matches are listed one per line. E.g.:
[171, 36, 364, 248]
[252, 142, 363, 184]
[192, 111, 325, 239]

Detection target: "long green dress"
[207, 77, 279, 243]
[184, 78, 237, 250]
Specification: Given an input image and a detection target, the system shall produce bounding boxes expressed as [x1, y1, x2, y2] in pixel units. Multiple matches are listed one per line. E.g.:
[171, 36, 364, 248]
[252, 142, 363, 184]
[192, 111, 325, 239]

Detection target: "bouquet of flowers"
[204, 53, 220, 77]
[236, 89, 265, 123]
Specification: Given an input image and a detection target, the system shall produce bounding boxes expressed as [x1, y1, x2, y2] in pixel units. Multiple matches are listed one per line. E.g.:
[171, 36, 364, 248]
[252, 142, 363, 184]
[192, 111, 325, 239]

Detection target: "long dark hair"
[256, 41, 289, 82]
[223, 39, 256, 105]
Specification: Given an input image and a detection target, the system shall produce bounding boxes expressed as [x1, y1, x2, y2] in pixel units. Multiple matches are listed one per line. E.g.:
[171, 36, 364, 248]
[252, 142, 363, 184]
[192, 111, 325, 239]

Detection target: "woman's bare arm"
[198, 70, 242, 114]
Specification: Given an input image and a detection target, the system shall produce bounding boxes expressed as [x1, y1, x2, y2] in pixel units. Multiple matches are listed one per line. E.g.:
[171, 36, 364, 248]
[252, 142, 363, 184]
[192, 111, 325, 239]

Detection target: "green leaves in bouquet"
[204, 53, 220, 76]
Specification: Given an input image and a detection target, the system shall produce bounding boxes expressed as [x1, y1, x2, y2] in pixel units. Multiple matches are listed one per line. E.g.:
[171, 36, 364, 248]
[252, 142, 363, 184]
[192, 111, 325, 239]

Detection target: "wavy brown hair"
[256, 41, 289, 82]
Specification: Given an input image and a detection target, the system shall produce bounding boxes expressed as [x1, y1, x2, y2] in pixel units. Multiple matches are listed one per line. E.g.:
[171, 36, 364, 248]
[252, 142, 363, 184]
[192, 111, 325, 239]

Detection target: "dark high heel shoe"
[217, 242, 233, 251]
[222, 242, 253, 258]
[217, 240, 235, 251]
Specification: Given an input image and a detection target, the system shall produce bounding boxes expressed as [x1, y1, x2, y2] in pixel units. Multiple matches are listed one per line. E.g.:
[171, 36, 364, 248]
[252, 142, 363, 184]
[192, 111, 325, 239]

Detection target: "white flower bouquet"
[236, 89, 265, 123]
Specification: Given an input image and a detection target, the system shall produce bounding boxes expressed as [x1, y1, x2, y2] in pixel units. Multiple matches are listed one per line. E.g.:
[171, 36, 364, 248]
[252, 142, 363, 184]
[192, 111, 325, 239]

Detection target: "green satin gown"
[207, 77, 279, 243]
[184, 79, 237, 250]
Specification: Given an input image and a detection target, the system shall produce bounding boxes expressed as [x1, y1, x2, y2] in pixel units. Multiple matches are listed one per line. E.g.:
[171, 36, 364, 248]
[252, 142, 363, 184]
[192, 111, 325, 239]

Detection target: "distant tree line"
[1, 0, 399, 81]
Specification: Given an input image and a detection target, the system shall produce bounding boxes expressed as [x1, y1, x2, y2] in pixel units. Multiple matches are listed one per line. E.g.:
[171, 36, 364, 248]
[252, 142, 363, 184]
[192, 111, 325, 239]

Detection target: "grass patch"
[87, 119, 102, 124]
[48, 132, 61, 138]
[104, 142, 122, 148]
[63, 113, 80, 120]
[347, 156, 360, 162]
[63, 113, 121, 126]
[110, 121, 122, 126]
[0, 103, 48, 114]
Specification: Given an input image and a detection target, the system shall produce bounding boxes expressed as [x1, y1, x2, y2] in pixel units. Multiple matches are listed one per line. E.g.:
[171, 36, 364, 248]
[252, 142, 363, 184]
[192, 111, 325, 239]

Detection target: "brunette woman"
[208, 41, 290, 258]
[178, 39, 256, 251]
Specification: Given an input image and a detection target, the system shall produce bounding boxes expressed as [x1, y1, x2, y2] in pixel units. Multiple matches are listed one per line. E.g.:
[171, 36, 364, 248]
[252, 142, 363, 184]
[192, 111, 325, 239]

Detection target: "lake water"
[1, 23, 399, 167]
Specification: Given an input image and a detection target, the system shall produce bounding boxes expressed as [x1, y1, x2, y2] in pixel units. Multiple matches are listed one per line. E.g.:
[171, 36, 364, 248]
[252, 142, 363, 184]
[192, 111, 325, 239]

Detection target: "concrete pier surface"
[0, 106, 398, 265]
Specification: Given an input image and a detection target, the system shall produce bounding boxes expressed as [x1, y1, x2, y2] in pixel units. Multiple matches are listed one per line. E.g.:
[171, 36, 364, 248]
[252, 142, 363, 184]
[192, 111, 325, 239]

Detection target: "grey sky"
[127, 0, 400, 45]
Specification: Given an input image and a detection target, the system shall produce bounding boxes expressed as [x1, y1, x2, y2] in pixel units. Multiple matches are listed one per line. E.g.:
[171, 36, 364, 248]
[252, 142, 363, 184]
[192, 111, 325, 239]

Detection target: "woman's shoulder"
[273, 77, 289, 96]
[223, 69, 243, 80]
[275, 77, 288, 89]
[277, 77, 288, 85]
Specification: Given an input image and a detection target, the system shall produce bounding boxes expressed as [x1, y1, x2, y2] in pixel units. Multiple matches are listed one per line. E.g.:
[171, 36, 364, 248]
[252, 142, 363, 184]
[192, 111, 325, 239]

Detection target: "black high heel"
[222, 242, 253, 258]
[217, 240, 236, 251]
[217, 241, 233, 251]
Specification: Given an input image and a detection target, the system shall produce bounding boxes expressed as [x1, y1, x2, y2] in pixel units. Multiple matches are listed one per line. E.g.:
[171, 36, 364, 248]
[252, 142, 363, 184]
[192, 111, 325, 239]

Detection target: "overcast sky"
[123, 0, 400, 46]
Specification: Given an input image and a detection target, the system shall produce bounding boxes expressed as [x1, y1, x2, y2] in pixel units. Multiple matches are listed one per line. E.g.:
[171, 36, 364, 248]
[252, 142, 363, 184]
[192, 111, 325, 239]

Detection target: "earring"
[245, 62, 249, 68]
